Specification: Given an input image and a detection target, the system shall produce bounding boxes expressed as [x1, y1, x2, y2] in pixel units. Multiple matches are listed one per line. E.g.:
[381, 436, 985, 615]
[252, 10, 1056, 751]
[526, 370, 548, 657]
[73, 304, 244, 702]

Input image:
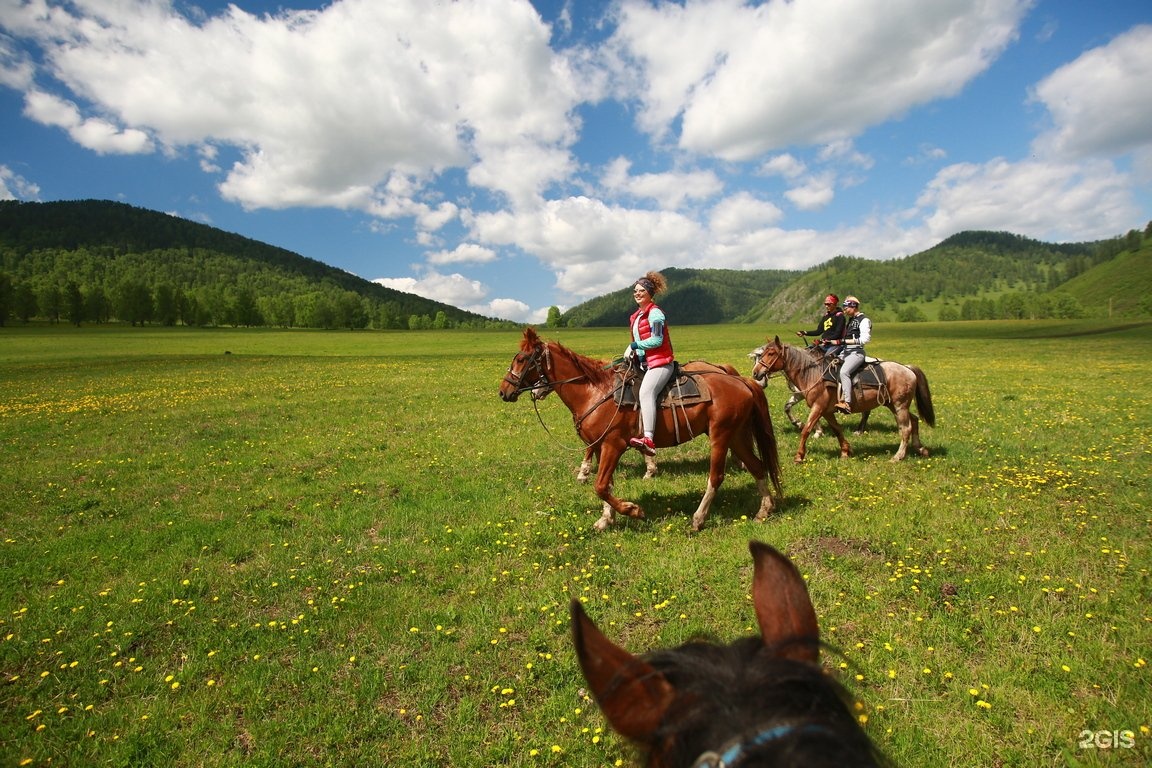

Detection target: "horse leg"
[784, 393, 803, 429]
[690, 437, 729, 532]
[891, 406, 912, 461]
[592, 443, 643, 530]
[822, 412, 852, 458]
[794, 407, 823, 463]
[854, 408, 871, 435]
[576, 444, 596, 483]
[727, 429, 776, 522]
[642, 452, 658, 479]
[909, 412, 929, 457]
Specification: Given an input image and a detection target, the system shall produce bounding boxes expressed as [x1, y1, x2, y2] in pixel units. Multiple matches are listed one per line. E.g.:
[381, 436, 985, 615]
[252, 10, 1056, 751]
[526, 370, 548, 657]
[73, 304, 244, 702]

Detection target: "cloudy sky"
[2, 0, 1150, 322]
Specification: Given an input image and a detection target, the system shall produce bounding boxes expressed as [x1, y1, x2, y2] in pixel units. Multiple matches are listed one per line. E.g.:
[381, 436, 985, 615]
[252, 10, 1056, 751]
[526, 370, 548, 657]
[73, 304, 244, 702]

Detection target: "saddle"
[822, 356, 887, 392]
[612, 361, 711, 408]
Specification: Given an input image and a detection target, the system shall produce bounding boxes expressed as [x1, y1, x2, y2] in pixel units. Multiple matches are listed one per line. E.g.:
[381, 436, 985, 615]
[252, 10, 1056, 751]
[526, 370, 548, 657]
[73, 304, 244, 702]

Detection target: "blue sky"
[2, 0, 1150, 323]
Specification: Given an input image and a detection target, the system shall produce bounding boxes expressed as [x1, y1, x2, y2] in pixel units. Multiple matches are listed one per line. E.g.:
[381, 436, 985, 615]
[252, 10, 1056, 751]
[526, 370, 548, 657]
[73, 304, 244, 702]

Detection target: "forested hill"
[559, 266, 800, 327]
[0, 199, 514, 329]
[562, 225, 1152, 326]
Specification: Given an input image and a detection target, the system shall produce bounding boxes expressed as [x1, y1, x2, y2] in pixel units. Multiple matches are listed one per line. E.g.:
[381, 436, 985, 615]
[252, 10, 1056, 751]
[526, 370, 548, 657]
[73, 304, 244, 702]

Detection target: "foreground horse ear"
[773, 335, 782, 346]
[522, 326, 539, 347]
[571, 600, 675, 742]
[749, 541, 820, 663]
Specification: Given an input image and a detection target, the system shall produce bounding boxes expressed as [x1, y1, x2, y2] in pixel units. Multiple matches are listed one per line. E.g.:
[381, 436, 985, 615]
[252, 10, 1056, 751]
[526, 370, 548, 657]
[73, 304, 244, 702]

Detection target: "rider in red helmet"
[796, 294, 846, 355]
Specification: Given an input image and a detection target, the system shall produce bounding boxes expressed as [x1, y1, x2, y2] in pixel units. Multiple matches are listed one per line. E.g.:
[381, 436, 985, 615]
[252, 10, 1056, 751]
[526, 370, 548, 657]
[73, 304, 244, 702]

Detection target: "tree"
[85, 285, 110, 323]
[13, 282, 37, 323]
[546, 305, 562, 327]
[64, 281, 85, 326]
[154, 284, 178, 326]
[38, 283, 62, 323]
[0, 272, 11, 326]
[114, 280, 153, 326]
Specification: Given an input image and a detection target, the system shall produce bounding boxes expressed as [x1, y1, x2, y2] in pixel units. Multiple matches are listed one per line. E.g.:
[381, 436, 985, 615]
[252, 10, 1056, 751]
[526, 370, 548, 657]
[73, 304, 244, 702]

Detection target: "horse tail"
[909, 365, 936, 427]
[743, 378, 783, 495]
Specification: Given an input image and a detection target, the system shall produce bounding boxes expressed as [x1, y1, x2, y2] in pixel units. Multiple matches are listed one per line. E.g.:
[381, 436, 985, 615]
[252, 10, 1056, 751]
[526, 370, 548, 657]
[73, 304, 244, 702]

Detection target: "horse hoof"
[919, 448, 930, 457]
[621, 504, 645, 520]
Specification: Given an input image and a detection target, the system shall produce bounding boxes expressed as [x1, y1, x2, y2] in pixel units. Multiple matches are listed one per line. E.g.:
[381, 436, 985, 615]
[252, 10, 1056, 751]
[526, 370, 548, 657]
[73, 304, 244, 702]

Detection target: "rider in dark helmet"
[835, 296, 871, 414]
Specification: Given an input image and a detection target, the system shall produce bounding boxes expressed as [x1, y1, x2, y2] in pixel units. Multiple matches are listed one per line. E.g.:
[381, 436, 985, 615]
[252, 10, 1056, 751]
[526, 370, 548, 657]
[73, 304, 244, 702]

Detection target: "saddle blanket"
[613, 361, 711, 408]
[821, 358, 887, 390]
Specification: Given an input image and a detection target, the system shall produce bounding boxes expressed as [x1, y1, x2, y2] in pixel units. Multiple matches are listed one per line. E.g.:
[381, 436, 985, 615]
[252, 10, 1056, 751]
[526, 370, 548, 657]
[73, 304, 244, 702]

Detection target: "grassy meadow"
[1, 320, 1149, 767]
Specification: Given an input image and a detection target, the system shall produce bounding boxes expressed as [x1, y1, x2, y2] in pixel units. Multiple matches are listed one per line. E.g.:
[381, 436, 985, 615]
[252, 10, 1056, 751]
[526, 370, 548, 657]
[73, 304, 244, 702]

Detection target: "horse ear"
[571, 600, 675, 743]
[773, 335, 782, 346]
[749, 541, 820, 663]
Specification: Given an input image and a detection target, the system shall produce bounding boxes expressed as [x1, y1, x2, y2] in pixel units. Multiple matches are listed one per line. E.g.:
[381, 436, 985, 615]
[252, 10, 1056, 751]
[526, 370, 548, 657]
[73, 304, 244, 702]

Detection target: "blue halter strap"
[691, 723, 833, 768]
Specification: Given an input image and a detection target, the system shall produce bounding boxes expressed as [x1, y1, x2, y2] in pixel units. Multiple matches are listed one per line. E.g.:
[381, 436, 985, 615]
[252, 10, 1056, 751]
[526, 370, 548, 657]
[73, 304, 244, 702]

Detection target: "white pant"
[639, 364, 674, 436]
[839, 349, 865, 403]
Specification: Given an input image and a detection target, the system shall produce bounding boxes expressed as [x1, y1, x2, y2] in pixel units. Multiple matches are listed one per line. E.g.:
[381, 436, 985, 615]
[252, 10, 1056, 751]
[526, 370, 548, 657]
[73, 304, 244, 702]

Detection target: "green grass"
[1, 321, 1149, 767]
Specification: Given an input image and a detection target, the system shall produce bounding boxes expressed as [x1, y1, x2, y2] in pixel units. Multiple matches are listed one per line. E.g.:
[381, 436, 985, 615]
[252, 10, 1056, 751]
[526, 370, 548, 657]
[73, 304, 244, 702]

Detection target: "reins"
[760, 344, 827, 399]
[511, 343, 629, 453]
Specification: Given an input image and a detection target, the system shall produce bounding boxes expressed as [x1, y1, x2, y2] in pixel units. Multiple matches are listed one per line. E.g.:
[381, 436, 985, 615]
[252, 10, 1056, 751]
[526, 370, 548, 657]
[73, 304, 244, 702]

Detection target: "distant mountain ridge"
[559, 226, 1152, 325]
[0, 199, 514, 328]
[1, 199, 1149, 327]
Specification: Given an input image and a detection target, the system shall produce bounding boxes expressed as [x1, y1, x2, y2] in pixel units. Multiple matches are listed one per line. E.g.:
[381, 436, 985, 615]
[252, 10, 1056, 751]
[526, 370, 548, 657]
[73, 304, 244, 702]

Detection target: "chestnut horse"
[499, 328, 781, 531]
[752, 336, 934, 463]
[573, 361, 744, 482]
[573, 541, 887, 767]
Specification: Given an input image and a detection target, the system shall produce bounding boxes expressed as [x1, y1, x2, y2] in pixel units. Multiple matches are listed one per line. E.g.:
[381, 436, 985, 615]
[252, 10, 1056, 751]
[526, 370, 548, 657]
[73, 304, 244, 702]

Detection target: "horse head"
[750, 336, 787, 383]
[499, 327, 551, 402]
[572, 541, 884, 767]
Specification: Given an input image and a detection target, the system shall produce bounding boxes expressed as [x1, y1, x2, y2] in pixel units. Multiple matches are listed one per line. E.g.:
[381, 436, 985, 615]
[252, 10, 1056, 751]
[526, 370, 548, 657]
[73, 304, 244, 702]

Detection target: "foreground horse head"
[573, 541, 886, 767]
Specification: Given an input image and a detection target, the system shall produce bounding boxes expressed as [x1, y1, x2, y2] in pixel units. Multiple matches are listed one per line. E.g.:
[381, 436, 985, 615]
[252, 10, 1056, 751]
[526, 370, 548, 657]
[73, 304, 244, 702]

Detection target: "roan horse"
[752, 336, 934, 463]
[500, 327, 781, 531]
[572, 540, 887, 767]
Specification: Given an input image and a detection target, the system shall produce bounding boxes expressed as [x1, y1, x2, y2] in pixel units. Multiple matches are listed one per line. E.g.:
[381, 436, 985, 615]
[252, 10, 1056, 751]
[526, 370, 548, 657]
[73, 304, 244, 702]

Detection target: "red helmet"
[824, 294, 838, 305]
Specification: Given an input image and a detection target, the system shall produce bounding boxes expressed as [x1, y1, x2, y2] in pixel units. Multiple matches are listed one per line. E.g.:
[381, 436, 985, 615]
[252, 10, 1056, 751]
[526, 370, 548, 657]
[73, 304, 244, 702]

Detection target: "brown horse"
[499, 328, 781, 531]
[573, 361, 744, 482]
[572, 541, 887, 767]
[752, 336, 934, 463]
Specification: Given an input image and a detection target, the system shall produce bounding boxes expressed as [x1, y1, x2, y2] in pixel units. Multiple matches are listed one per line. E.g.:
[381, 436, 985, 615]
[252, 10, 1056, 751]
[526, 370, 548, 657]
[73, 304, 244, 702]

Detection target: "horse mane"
[643, 638, 886, 767]
[780, 343, 827, 389]
[545, 340, 614, 387]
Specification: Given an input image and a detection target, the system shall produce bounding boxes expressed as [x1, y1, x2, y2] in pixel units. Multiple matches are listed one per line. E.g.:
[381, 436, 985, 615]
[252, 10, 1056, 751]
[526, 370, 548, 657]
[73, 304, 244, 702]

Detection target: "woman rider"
[624, 272, 674, 457]
[835, 295, 871, 413]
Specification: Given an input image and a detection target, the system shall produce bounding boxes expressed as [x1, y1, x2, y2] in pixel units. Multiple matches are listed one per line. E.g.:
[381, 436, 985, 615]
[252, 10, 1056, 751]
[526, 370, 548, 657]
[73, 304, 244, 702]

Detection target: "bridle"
[503, 343, 553, 399]
[752, 344, 824, 398]
[692, 722, 835, 767]
[503, 341, 631, 450]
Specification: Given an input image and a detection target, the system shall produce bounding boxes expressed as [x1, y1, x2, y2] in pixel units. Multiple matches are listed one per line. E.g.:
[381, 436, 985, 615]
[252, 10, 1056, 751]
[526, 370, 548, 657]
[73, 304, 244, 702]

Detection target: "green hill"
[0, 199, 515, 329]
[561, 226, 1152, 326]
[559, 266, 799, 327]
[2, 199, 1148, 328]
[1058, 240, 1152, 317]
